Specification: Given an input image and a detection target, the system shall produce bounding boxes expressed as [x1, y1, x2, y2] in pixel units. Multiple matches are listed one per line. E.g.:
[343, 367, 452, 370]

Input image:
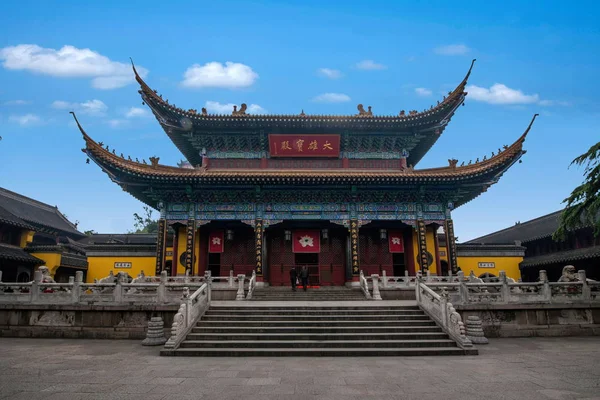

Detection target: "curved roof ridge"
[131, 59, 475, 119]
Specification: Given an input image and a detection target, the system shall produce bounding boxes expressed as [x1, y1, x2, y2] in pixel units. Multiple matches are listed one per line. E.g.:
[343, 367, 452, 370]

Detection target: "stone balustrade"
[0, 270, 254, 305]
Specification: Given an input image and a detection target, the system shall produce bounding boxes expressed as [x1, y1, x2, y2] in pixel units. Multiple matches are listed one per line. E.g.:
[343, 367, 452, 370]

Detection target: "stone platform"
[0, 337, 599, 399]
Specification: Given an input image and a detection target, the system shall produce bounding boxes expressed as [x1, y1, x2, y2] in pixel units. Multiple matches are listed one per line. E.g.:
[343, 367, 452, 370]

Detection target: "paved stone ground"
[0, 337, 599, 400]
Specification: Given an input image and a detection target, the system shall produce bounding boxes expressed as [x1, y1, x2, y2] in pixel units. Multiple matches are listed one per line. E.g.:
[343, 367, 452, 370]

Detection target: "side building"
[0, 187, 87, 282]
[467, 210, 600, 281]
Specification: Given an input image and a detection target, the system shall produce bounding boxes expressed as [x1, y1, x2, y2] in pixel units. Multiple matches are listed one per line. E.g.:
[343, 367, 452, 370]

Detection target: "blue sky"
[0, 0, 598, 241]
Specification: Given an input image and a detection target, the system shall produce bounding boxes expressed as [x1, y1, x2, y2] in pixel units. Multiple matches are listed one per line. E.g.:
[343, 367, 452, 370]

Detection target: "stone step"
[201, 314, 431, 321]
[191, 326, 443, 334]
[186, 332, 449, 341]
[196, 320, 437, 327]
[161, 347, 478, 357]
[204, 310, 425, 316]
[179, 339, 457, 349]
[250, 296, 366, 301]
[209, 306, 419, 311]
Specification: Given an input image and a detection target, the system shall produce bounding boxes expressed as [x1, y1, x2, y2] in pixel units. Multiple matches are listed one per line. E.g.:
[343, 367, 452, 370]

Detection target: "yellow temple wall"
[176, 226, 187, 275]
[411, 226, 439, 274]
[31, 252, 62, 276]
[456, 256, 523, 281]
[86, 256, 156, 283]
[19, 230, 35, 248]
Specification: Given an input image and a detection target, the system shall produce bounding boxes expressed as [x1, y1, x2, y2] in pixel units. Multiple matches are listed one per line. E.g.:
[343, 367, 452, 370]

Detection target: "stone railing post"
[113, 279, 123, 303]
[440, 291, 449, 328]
[184, 269, 190, 284]
[405, 270, 410, 287]
[236, 274, 245, 301]
[71, 271, 82, 303]
[499, 271, 510, 303]
[538, 270, 550, 302]
[0, 270, 3, 282]
[371, 274, 382, 300]
[457, 271, 464, 281]
[30, 270, 42, 302]
[204, 271, 212, 303]
[182, 287, 192, 328]
[448, 270, 453, 281]
[157, 270, 167, 303]
[229, 269, 234, 288]
[579, 270, 591, 301]
[414, 274, 422, 303]
[458, 280, 469, 304]
[68, 276, 74, 285]
[381, 270, 388, 288]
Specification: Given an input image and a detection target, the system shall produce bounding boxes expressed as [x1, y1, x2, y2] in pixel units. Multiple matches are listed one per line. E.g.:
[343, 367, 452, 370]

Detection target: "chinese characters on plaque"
[255, 220, 263, 275]
[114, 262, 132, 269]
[269, 134, 340, 157]
[388, 231, 404, 253]
[350, 220, 359, 275]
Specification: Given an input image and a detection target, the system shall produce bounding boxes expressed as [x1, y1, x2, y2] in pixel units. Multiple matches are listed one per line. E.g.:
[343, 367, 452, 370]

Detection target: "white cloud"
[415, 87, 433, 97]
[434, 44, 471, 55]
[204, 101, 266, 114]
[9, 113, 40, 126]
[317, 68, 342, 79]
[181, 61, 258, 89]
[538, 99, 570, 107]
[3, 100, 31, 106]
[106, 119, 128, 128]
[466, 84, 540, 105]
[355, 60, 387, 70]
[125, 107, 149, 118]
[52, 99, 108, 116]
[312, 93, 351, 103]
[0, 44, 148, 89]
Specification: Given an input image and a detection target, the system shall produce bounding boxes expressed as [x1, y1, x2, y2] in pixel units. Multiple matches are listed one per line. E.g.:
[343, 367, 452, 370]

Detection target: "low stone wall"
[456, 304, 600, 338]
[0, 304, 179, 339]
[380, 288, 416, 300]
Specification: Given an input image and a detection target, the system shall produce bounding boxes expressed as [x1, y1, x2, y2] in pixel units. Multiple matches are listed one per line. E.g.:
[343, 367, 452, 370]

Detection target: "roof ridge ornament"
[232, 103, 247, 116]
[356, 104, 373, 117]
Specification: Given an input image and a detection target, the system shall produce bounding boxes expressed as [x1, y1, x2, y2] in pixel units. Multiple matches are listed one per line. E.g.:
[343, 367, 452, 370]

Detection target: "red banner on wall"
[269, 134, 340, 158]
[208, 231, 224, 253]
[292, 230, 321, 253]
[388, 231, 405, 253]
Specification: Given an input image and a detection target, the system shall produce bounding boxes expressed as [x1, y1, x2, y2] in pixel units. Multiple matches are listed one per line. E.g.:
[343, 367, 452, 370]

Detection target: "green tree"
[131, 206, 158, 234]
[84, 229, 97, 236]
[554, 141, 600, 240]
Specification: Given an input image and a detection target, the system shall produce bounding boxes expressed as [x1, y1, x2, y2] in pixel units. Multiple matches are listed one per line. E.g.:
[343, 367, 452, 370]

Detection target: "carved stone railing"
[164, 282, 210, 350]
[380, 270, 419, 288]
[424, 270, 600, 306]
[246, 270, 257, 300]
[359, 270, 372, 299]
[416, 280, 473, 349]
[0, 270, 206, 305]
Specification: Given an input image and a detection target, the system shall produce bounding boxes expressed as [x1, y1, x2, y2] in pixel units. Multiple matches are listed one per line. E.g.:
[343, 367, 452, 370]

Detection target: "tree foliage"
[132, 206, 158, 234]
[84, 229, 97, 236]
[554, 141, 600, 241]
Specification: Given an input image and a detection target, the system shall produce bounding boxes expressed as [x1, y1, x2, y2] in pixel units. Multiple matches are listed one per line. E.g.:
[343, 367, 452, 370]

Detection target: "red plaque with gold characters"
[268, 134, 340, 157]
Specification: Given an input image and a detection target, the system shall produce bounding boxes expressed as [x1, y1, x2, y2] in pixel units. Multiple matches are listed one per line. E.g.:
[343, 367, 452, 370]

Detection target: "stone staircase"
[161, 303, 478, 356]
[250, 287, 366, 301]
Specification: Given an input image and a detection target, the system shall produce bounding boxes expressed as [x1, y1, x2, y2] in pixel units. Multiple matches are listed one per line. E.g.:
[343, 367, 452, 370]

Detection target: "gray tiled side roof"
[466, 210, 563, 244]
[0, 205, 35, 230]
[0, 187, 84, 237]
[0, 243, 45, 264]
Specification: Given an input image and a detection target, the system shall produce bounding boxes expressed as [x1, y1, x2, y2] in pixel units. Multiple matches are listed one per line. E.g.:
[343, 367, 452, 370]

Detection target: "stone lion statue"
[128, 271, 146, 294]
[558, 265, 579, 282]
[38, 266, 56, 283]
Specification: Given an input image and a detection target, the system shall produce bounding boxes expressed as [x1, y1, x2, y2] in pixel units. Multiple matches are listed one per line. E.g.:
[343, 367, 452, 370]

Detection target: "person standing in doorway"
[290, 266, 298, 291]
[300, 265, 309, 291]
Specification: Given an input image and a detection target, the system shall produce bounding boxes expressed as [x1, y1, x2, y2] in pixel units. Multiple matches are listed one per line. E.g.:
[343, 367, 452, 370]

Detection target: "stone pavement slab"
[0, 337, 599, 399]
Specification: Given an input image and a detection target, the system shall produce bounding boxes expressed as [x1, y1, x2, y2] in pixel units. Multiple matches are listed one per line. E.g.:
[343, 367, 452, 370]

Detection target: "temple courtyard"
[0, 337, 598, 400]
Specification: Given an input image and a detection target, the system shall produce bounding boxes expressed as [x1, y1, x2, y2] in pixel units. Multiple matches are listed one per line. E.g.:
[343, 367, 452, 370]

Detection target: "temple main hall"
[74, 59, 537, 285]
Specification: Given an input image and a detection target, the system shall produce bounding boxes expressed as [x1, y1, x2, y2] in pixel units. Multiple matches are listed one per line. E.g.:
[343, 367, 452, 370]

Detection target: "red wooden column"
[404, 228, 416, 275]
[154, 203, 167, 275]
[416, 219, 428, 274]
[184, 212, 195, 275]
[171, 224, 179, 276]
[444, 218, 459, 274]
